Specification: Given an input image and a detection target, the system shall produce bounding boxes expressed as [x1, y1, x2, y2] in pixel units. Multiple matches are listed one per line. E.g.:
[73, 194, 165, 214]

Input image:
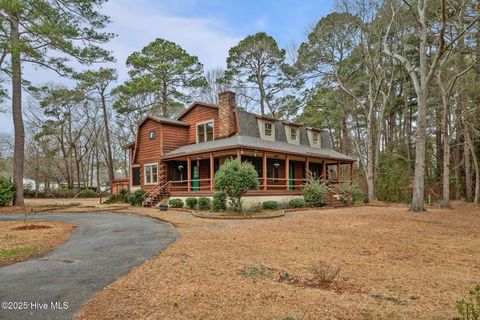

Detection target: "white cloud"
[0, 0, 242, 134]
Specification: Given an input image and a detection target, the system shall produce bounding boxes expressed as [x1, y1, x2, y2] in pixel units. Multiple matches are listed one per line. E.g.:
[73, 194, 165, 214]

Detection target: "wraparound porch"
[162, 148, 354, 196]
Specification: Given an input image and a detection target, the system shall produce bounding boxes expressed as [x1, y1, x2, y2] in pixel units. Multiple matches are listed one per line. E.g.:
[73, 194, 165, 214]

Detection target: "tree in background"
[114, 38, 206, 118]
[224, 32, 300, 117]
[75, 68, 118, 187]
[0, 0, 114, 205]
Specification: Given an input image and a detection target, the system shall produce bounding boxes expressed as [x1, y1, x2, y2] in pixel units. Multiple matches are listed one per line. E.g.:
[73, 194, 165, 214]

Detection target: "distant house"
[125, 91, 355, 206]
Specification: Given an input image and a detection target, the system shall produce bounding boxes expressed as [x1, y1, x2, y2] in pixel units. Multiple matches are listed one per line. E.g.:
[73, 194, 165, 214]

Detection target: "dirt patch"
[0, 220, 75, 266]
[12, 224, 52, 230]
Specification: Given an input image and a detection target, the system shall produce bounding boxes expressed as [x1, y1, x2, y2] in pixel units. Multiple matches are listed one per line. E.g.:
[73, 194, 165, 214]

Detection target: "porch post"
[187, 156, 191, 192]
[210, 153, 214, 191]
[237, 149, 241, 162]
[305, 157, 309, 178]
[337, 161, 341, 183]
[285, 154, 290, 190]
[323, 160, 327, 181]
[263, 152, 267, 190]
[350, 162, 354, 185]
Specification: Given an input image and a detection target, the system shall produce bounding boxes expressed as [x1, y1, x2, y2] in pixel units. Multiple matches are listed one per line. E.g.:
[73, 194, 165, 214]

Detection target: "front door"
[289, 162, 295, 190]
[192, 163, 200, 191]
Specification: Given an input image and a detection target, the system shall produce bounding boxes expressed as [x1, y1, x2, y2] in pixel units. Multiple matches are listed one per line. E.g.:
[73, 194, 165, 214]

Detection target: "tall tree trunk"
[464, 120, 480, 204]
[101, 92, 114, 186]
[464, 142, 472, 201]
[438, 76, 451, 208]
[10, 15, 24, 206]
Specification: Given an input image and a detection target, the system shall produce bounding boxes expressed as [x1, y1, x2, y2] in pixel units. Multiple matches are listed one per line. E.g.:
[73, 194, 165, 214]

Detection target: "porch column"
[187, 156, 191, 192]
[210, 153, 214, 191]
[237, 149, 241, 162]
[305, 157, 309, 178]
[350, 162, 354, 185]
[337, 161, 341, 183]
[285, 155, 290, 190]
[323, 160, 327, 181]
[263, 152, 267, 190]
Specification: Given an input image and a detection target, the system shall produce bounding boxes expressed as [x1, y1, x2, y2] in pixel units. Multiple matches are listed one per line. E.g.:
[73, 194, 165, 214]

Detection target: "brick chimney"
[218, 91, 236, 137]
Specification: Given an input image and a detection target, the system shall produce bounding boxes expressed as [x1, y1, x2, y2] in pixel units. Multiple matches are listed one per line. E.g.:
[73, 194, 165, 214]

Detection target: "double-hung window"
[313, 132, 319, 145]
[144, 163, 158, 184]
[290, 127, 297, 140]
[264, 122, 273, 137]
[197, 121, 214, 143]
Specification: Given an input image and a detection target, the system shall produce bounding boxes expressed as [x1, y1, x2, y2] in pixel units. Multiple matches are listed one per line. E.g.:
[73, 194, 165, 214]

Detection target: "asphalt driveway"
[0, 212, 178, 320]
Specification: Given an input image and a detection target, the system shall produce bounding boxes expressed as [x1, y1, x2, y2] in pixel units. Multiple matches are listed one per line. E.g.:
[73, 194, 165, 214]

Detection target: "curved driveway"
[0, 212, 178, 320]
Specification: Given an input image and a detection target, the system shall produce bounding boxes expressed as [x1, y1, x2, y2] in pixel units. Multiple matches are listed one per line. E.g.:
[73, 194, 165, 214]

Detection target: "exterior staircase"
[324, 184, 350, 208]
[143, 181, 171, 207]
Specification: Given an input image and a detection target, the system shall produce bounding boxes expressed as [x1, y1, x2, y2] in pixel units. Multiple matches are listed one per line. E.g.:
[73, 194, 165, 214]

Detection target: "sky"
[0, 0, 335, 134]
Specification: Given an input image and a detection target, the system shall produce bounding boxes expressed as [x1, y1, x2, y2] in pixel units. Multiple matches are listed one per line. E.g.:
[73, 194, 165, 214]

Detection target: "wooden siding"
[161, 123, 189, 155]
[180, 105, 220, 144]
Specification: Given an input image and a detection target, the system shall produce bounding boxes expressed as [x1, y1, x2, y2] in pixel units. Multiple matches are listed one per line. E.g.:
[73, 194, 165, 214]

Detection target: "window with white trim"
[144, 163, 158, 184]
[264, 122, 273, 136]
[197, 121, 214, 143]
[290, 127, 297, 140]
[313, 132, 319, 145]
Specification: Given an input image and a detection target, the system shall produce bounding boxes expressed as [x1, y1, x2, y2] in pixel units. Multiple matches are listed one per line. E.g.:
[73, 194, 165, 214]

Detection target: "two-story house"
[125, 91, 355, 206]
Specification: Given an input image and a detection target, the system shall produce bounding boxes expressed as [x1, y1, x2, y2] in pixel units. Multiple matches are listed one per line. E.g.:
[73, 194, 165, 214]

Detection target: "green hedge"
[289, 198, 305, 208]
[198, 197, 212, 210]
[262, 201, 278, 210]
[0, 176, 15, 206]
[169, 198, 184, 208]
[212, 191, 227, 211]
[128, 189, 146, 206]
[185, 197, 198, 209]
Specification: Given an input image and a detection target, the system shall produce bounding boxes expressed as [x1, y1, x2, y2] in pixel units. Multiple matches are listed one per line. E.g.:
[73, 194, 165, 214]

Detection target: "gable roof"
[145, 115, 189, 127]
[176, 102, 219, 120]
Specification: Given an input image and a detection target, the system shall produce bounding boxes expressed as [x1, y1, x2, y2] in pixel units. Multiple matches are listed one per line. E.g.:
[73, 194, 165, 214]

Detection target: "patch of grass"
[239, 265, 278, 278]
[0, 247, 36, 257]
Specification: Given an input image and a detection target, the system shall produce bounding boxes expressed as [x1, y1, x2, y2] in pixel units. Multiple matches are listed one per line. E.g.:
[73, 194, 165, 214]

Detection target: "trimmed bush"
[0, 176, 15, 206]
[212, 191, 227, 211]
[185, 197, 198, 209]
[198, 197, 212, 210]
[289, 198, 305, 208]
[128, 189, 146, 206]
[119, 189, 128, 202]
[303, 173, 327, 207]
[104, 195, 120, 204]
[214, 159, 259, 213]
[340, 184, 364, 205]
[78, 189, 97, 198]
[262, 200, 278, 210]
[169, 198, 184, 208]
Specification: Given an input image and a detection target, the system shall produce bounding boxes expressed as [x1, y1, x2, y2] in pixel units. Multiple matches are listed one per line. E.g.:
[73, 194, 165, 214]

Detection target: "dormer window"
[290, 127, 297, 140]
[313, 132, 319, 144]
[197, 121, 214, 143]
[264, 122, 273, 137]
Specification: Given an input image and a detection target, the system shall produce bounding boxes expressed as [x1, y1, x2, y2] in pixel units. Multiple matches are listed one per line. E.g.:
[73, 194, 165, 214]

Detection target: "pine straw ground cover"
[76, 203, 480, 320]
[0, 220, 75, 266]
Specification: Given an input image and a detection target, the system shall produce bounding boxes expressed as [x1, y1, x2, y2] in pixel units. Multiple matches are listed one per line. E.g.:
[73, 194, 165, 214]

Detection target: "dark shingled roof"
[149, 116, 188, 126]
[164, 135, 355, 161]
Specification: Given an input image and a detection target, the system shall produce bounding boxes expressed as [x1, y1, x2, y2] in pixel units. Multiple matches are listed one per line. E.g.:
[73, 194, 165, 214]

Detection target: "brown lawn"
[74, 203, 480, 320]
[0, 220, 75, 266]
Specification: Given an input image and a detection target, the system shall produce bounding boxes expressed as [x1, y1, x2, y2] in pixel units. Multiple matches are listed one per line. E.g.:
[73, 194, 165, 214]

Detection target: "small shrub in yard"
[128, 189, 146, 206]
[303, 173, 327, 207]
[0, 176, 15, 206]
[169, 198, 184, 208]
[456, 284, 480, 320]
[185, 197, 198, 209]
[213, 158, 259, 213]
[104, 195, 119, 204]
[289, 198, 305, 208]
[78, 189, 97, 198]
[309, 261, 341, 287]
[341, 184, 364, 205]
[212, 191, 227, 211]
[262, 200, 278, 210]
[119, 189, 128, 202]
[198, 197, 211, 210]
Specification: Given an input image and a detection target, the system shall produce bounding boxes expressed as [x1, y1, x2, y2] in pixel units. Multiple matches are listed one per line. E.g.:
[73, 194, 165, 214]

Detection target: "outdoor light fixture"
[177, 165, 184, 171]
[274, 161, 280, 168]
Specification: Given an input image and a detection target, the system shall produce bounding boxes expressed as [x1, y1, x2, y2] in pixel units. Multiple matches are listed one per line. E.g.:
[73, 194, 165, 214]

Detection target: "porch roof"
[163, 135, 356, 162]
